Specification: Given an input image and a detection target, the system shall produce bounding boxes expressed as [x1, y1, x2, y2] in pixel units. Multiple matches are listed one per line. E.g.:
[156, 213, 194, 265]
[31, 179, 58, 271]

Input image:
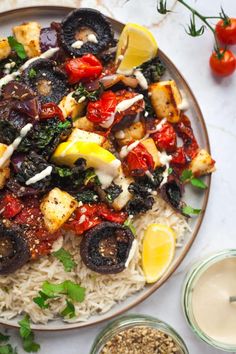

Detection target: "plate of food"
[0, 6, 215, 330]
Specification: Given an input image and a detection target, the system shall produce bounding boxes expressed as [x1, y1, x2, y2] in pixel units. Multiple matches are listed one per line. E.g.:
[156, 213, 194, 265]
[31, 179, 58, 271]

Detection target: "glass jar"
[90, 314, 189, 354]
[182, 249, 236, 352]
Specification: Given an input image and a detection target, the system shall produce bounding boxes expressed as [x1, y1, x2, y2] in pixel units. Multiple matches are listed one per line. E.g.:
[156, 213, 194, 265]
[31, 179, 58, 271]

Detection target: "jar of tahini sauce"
[182, 250, 236, 351]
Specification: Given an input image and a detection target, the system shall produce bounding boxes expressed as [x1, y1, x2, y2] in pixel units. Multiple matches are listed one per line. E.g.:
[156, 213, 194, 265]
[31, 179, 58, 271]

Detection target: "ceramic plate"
[0, 6, 211, 331]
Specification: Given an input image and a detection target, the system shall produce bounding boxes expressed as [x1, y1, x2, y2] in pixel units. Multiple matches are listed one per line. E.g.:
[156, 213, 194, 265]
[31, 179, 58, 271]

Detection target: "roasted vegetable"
[104, 183, 122, 203]
[61, 8, 114, 57]
[13, 21, 41, 58]
[149, 80, 182, 123]
[40, 187, 78, 233]
[0, 143, 10, 189]
[59, 93, 86, 120]
[75, 189, 99, 204]
[22, 58, 68, 104]
[138, 56, 166, 84]
[0, 223, 30, 275]
[112, 172, 133, 211]
[80, 222, 134, 274]
[68, 128, 105, 145]
[18, 118, 72, 158]
[15, 151, 52, 192]
[0, 38, 11, 61]
[126, 194, 154, 216]
[189, 149, 216, 177]
[52, 162, 86, 191]
[115, 121, 145, 147]
[161, 176, 184, 211]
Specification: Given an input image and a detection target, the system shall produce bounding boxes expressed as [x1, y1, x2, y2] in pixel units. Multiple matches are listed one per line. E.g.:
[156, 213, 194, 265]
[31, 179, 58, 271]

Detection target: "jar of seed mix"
[90, 315, 189, 354]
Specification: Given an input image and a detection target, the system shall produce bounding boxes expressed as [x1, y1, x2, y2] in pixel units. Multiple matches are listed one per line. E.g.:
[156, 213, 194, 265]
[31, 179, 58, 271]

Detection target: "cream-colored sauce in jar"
[192, 257, 236, 345]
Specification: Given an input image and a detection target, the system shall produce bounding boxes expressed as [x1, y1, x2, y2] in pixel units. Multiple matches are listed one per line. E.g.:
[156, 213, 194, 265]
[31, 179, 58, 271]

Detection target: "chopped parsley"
[182, 205, 201, 216]
[7, 36, 27, 60]
[124, 218, 136, 235]
[29, 68, 37, 79]
[0, 344, 17, 354]
[60, 300, 75, 319]
[73, 83, 104, 102]
[180, 169, 207, 189]
[52, 248, 76, 272]
[33, 291, 58, 309]
[18, 315, 40, 353]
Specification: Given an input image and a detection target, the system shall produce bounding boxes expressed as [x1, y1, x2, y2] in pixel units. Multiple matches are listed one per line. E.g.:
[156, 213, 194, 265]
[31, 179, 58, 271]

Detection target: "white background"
[0, 0, 236, 353]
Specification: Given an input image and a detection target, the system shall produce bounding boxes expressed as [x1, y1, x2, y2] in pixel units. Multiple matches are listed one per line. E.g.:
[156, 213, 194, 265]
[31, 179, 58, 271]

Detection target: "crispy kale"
[15, 151, 52, 192]
[52, 162, 86, 191]
[73, 83, 104, 102]
[138, 56, 166, 84]
[75, 189, 99, 204]
[126, 182, 154, 215]
[18, 118, 72, 158]
[135, 167, 165, 190]
[104, 183, 122, 203]
[161, 176, 184, 211]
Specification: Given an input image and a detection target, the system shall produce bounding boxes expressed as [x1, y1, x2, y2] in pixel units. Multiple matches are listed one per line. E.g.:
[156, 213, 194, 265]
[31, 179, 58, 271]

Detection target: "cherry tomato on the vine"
[215, 18, 236, 45]
[209, 49, 236, 77]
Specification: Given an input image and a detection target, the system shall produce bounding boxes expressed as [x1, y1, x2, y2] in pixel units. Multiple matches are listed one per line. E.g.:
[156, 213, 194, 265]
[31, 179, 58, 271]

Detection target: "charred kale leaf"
[52, 163, 86, 191]
[138, 56, 166, 84]
[161, 177, 184, 211]
[75, 189, 99, 204]
[104, 183, 122, 203]
[73, 83, 104, 102]
[135, 167, 165, 190]
[15, 151, 52, 192]
[18, 118, 72, 158]
[126, 182, 154, 215]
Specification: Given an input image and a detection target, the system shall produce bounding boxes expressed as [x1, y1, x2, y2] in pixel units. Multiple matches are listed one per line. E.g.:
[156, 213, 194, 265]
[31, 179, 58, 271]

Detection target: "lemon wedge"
[51, 141, 117, 168]
[116, 23, 158, 73]
[142, 224, 176, 283]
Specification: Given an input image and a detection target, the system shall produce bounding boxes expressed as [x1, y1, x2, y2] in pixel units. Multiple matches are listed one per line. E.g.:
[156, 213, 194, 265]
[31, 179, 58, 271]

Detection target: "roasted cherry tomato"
[65, 203, 127, 235]
[87, 91, 117, 123]
[216, 18, 236, 45]
[209, 49, 236, 77]
[170, 147, 187, 165]
[65, 54, 103, 84]
[0, 194, 23, 219]
[40, 102, 65, 121]
[152, 122, 177, 153]
[175, 115, 198, 159]
[126, 143, 154, 177]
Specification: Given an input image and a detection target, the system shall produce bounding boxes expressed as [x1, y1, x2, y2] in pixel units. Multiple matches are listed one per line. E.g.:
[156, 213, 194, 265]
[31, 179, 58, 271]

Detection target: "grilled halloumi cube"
[13, 22, 41, 58]
[68, 128, 105, 145]
[141, 138, 161, 168]
[0, 143, 10, 189]
[59, 93, 86, 119]
[73, 116, 95, 132]
[189, 149, 216, 177]
[0, 38, 11, 61]
[112, 171, 133, 211]
[40, 188, 78, 233]
[149, 80, 182, 123]
[115, 122, 145, 147]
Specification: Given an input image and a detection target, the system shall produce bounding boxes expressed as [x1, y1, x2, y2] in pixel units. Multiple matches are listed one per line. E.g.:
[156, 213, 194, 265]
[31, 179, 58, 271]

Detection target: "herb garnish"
[52, 248, 76, 272]
[84, 169, 101, 186]
[124, 218, 136, 235]
[7, 36, 27, 60]
[18, 315, 40, 353]
[182, 205, 201, 216]
[73, 83, 104, 102]
[0, 344, 18, 354]
[29, 68, 37, 79]
[180, 169, 207, 189]
[60, 300, 75, 319]
[0, 334, 10, 343]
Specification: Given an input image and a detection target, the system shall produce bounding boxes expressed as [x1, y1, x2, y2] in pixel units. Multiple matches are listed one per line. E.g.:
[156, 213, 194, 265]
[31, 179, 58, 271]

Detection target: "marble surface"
[0, 0, 236, 353]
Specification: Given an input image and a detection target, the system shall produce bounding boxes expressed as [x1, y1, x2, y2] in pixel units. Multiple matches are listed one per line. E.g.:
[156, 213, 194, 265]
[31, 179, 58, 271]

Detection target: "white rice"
[0, 196, 188, 324]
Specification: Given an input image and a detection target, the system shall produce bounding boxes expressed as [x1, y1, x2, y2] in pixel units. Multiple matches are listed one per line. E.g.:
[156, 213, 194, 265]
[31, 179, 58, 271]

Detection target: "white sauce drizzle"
[79, 214, 86, 224]
[178, 90, 189, 111]
[95, 159, 121, 189]
[0, 124, 33, 168]
[120, 140, 140, 159]
[71, 40, 84, 49]
[4, 61, 16, 75]
[159, 151, 172, 186]
[134, 69, 148, 90]
[125, 239, 138, 268]
[100, 113, 115, 129]
[0, 47, 60, 90]
[117, 54, 124, 61]
[25, 166, 53, 185]
[78, 96, 86, 103]
[116, 94, 143, 113]
[87, 34, 98, 43]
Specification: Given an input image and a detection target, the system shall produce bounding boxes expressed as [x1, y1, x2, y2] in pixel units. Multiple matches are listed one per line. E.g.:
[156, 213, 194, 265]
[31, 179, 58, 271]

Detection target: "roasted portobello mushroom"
[80, 221, 135, 274]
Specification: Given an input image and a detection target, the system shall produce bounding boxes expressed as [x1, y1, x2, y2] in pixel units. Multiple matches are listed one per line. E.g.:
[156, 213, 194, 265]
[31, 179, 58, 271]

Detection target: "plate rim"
[0, 5, 211, 332]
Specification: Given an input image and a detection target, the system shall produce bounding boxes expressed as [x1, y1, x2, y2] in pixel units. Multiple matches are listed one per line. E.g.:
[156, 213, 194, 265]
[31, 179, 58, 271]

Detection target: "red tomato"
[152, 123, 177, 153]
[40, 102, 65, 121]
[216, 18, 236, 45]
[0, 194, 23, 219]
[126, 143, 154, 177]
[97, 204, 127, 224]
[175, 115, 199, 159]
[87, 91, 117, 123]
[209, 49, 236, 77]
[65, 54, 103, 84]
[170, 147, 187, 165]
